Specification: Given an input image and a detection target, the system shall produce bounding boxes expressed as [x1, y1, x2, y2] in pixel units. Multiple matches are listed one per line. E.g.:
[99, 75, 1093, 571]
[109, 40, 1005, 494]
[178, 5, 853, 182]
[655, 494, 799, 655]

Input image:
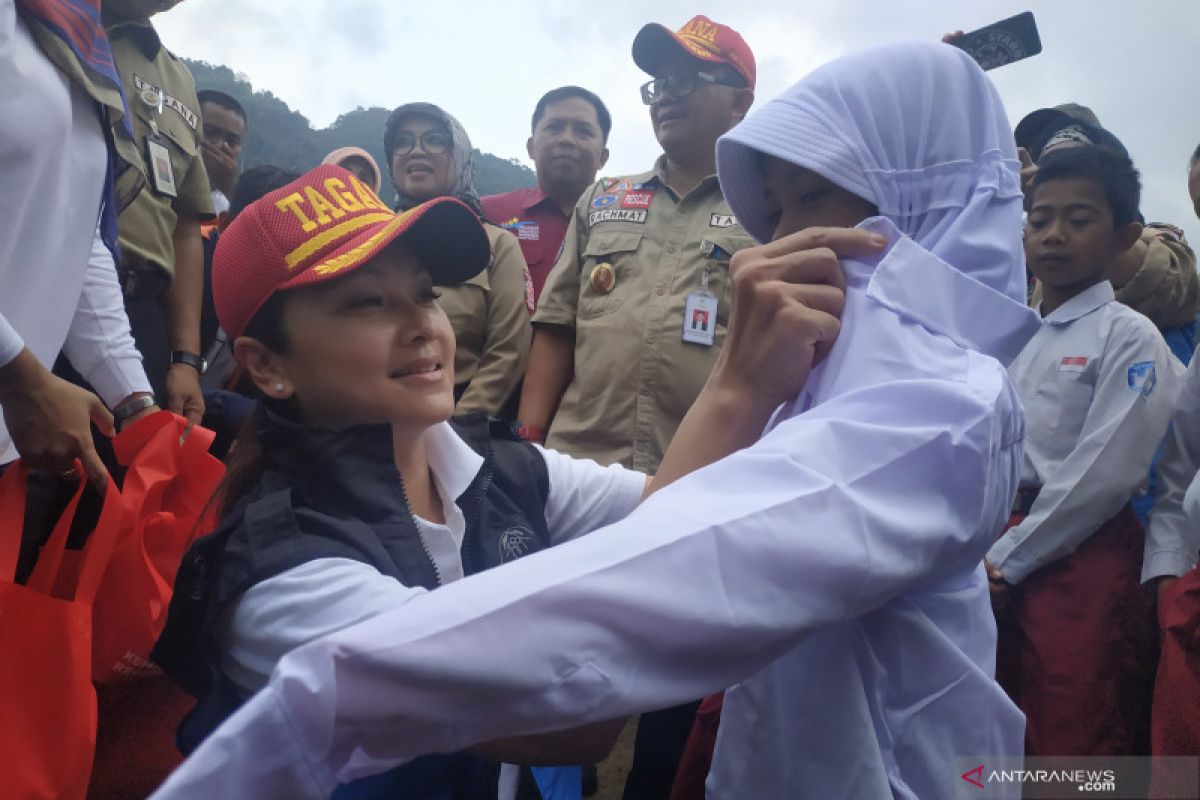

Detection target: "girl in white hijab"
[151, 43, 1039, 800]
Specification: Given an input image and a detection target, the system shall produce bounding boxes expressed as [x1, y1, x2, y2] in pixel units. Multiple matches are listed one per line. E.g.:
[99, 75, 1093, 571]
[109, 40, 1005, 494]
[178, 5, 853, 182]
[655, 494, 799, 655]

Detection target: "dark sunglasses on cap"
[640, 70, 742, 105]
[390, 130, 452, 156]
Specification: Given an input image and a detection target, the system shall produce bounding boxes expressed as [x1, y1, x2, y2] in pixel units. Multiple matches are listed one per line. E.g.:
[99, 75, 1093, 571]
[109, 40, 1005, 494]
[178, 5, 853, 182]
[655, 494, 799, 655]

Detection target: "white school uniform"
[1145, 346, 1200, 580]
[987, 282, 1180, 583]
[150, 43, 1038, 800]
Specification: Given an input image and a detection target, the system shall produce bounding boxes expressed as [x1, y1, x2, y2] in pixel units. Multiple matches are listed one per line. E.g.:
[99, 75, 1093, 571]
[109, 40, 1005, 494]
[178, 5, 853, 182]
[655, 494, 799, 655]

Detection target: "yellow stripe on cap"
[311, 206, 420, 277]
[284, 212, 395, 269]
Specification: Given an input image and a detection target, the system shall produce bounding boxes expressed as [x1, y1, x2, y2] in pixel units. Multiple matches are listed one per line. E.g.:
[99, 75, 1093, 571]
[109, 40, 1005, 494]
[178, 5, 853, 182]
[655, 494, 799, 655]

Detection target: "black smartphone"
[952, 11, 1042, 71]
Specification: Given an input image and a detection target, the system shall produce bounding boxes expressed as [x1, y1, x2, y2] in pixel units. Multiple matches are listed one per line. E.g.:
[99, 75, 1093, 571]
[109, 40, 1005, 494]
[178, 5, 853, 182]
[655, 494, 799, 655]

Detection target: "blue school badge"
[592, 194, 617, 209]
[1127, 361, 1156, 397]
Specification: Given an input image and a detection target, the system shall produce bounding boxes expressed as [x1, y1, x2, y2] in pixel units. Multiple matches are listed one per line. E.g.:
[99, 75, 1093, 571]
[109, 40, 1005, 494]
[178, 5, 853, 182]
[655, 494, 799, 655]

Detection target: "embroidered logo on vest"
[499, 525, 536, 562]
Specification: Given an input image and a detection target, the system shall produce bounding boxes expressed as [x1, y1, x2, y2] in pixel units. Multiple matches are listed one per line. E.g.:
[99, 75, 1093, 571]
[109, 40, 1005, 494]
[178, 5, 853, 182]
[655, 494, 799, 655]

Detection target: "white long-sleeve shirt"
[987, 281, 1180, 584]
[217, 421, 644, 800]
[0, 3, 151, 463]
[1144, 345, 1200, 581]
[151, 219, 1039, 800]
[219, 421, 646, 694]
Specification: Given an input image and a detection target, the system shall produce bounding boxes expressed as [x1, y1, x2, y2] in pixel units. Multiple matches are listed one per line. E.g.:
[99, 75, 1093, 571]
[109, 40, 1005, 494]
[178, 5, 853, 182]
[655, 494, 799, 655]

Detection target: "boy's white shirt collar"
[1037, 280, 1115, 325]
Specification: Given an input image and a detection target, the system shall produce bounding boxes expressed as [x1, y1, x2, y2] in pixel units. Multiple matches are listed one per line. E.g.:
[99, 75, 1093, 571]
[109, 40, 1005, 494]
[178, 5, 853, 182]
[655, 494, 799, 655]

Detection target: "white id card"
[682, 290, 718, 346]
[146, 136, 177, 198]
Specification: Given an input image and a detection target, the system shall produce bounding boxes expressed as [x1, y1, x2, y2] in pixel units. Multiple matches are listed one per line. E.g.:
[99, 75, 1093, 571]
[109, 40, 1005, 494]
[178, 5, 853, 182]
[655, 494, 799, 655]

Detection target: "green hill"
[183, 60, 535, 203]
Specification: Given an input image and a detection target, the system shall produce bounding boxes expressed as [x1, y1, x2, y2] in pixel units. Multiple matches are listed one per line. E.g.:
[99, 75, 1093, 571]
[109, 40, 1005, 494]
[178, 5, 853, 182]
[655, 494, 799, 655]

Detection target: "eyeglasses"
[390, 130, 452, 156]
[639, 70, 739, 105]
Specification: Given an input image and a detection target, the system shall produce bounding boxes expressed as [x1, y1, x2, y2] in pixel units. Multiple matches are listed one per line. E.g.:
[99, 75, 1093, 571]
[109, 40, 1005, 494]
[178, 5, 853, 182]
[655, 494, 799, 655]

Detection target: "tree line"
[184, 60, 537, 203]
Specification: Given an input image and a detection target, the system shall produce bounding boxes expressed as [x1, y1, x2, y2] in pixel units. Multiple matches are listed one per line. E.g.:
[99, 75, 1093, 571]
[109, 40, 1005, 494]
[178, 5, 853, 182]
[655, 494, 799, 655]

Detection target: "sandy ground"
[591, 717, 638, 799]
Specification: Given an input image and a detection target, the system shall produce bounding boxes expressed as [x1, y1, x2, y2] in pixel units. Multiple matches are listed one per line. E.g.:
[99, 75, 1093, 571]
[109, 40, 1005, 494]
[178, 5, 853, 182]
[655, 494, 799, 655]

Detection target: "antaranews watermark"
[955, 756, 1199, 798]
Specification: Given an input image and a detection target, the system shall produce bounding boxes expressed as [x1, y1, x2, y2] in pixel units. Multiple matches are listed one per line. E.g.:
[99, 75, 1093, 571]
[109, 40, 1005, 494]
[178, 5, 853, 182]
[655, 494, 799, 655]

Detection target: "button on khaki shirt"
[437, 224, 532, 415]
[108, 20, 212, 276]
[534, 157, 756, 470]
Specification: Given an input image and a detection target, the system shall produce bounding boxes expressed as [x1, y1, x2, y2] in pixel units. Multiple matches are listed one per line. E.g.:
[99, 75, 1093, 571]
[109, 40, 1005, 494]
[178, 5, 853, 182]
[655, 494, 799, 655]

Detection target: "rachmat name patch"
[589, 209, 648, 226]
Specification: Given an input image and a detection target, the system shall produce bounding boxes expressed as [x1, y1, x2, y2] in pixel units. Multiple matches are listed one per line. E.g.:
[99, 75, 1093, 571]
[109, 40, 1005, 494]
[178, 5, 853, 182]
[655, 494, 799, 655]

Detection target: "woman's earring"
[275, 383, 286, 394]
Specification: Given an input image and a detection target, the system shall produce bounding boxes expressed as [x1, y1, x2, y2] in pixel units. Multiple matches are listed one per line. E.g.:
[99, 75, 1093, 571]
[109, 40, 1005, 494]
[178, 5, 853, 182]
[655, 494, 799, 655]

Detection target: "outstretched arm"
[152, 369, 1012, 799]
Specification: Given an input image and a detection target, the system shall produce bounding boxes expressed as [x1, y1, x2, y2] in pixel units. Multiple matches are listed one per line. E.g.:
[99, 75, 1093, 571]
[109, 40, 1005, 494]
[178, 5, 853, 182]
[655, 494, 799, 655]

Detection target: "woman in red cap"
[153, 164, 845, 800]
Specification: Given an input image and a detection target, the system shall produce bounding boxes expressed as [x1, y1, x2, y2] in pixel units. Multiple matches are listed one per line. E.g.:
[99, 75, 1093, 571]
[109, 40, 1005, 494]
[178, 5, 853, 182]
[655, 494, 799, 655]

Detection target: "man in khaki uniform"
[516, 14, 756, 796]
[103, 0, 212, 425]
[518, 15, 756, 474]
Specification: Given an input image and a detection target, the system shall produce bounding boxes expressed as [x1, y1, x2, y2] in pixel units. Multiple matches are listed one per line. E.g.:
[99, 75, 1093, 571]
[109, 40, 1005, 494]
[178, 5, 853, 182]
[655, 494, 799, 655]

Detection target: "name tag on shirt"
[146, 136, 177, 198]
[682, 291, 718, 346]
[1059, 356, 1087, 373]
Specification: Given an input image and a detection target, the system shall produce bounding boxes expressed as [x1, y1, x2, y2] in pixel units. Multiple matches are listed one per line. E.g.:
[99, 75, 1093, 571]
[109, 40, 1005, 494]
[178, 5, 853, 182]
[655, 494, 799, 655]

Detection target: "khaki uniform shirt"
[107, 20, 212, 277]
[438, 224, 532, 415]
[534, 157, 756, 470]
[25, 19, 144, 209]
[1114, 224, 1199, 329]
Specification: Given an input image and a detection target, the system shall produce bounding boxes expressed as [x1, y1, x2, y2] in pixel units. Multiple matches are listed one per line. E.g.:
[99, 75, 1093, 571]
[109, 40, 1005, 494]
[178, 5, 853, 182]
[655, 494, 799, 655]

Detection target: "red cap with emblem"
[212, 164, 490, 339]
[632, 15, 756, 90]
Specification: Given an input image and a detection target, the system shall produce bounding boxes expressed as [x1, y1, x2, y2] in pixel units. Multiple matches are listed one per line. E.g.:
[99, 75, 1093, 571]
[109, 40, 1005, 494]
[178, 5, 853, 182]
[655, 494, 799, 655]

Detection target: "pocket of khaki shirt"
[578, 229, 644, 319]
[693, 233, 754, 330]
[681, 231, 753, 335]
[134, 102, 198, 193]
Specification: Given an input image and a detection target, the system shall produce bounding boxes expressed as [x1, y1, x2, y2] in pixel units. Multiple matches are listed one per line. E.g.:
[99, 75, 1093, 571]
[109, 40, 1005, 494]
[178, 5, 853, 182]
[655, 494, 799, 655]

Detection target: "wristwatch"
[113, 394, 157, 424]
[170, 350, 208, 374]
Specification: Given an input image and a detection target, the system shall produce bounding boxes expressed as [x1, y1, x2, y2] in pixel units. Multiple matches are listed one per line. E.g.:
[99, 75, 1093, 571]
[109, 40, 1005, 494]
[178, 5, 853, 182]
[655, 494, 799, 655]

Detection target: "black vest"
[153, 411, 552, 780]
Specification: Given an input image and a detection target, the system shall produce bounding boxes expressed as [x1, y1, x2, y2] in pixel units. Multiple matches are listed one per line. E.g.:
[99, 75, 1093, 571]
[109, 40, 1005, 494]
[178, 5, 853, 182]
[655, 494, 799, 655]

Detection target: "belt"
[118, 253, 170, 301]
[1011, 486, 1040, 516]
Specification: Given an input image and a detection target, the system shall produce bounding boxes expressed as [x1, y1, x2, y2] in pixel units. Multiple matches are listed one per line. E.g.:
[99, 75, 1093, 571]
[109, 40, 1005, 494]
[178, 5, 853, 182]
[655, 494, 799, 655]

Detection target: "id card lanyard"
[682, 239, 729, 347]
[140, 84, 177, 198]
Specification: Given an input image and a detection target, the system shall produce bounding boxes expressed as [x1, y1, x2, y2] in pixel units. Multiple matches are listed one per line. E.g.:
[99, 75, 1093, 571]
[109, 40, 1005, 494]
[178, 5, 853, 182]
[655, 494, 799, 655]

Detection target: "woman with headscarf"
[384, 103, 532, 416]
[149, 42, 1040, 800]
[321, 146, 382, 194]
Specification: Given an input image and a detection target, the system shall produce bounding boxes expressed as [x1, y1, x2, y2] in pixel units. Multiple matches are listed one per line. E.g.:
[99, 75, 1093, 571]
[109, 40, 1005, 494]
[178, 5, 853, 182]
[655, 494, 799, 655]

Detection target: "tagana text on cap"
[212, 164, 490, 340]
[632, 15, 756, 90]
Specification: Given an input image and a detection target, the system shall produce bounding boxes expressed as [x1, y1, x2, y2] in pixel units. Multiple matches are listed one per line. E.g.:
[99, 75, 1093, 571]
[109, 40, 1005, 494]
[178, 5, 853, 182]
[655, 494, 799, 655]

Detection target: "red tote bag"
[0, 463, 121, 800]
[92, 411, 224, 683]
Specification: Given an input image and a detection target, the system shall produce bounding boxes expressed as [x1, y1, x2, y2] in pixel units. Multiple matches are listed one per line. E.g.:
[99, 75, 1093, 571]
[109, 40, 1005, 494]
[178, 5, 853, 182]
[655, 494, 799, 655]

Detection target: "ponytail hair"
[207, 293, 296, 517]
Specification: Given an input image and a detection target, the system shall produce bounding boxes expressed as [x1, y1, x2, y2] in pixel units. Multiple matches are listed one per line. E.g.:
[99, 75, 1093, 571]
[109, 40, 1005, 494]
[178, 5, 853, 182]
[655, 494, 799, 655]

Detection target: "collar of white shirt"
[1036, 280, 1115, 325]
[859, 218, 1042, 366]
[422, 421, 485, 508]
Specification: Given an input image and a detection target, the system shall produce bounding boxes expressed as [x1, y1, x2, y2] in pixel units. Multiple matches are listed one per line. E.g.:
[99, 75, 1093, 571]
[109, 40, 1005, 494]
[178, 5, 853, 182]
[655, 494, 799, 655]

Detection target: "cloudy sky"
[159, 0, 1200, 242]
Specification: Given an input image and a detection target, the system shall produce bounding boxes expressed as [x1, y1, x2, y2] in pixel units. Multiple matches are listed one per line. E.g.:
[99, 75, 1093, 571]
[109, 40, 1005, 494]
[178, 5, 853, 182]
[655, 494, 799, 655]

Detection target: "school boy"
[1144, 352, 1200, 786]
[986, 146, 1181, 755]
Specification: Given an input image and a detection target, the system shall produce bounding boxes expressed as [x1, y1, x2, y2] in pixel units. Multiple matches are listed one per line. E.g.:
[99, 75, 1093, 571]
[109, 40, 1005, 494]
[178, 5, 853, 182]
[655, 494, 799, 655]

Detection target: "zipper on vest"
[459, 458, 495, 577]
[397, 471, 441, 586]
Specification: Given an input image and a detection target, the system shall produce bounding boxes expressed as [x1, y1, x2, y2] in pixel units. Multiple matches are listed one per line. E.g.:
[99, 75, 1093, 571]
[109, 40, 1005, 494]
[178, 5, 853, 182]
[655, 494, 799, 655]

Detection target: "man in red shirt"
[482, 86, 610, 305]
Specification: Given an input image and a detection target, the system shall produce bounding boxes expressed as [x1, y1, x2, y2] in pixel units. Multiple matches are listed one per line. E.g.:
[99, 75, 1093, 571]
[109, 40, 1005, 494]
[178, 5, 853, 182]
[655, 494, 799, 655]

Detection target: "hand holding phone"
[947, 11, 1042, 71]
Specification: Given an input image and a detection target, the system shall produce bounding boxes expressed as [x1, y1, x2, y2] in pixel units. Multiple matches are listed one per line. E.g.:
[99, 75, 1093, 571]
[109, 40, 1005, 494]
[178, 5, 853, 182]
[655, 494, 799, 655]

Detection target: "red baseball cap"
[212, 164, 490, 339]
[632, 15, 756, 90]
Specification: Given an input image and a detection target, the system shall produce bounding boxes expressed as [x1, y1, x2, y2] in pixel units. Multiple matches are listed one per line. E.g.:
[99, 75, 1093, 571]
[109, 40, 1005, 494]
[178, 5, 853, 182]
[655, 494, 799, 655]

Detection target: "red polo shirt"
[482, 186, 569, 305]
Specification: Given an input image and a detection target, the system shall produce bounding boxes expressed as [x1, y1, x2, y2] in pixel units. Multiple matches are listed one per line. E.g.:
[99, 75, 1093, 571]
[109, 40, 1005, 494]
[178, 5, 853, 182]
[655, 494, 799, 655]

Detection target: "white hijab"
[717, 41, 1026, 305]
